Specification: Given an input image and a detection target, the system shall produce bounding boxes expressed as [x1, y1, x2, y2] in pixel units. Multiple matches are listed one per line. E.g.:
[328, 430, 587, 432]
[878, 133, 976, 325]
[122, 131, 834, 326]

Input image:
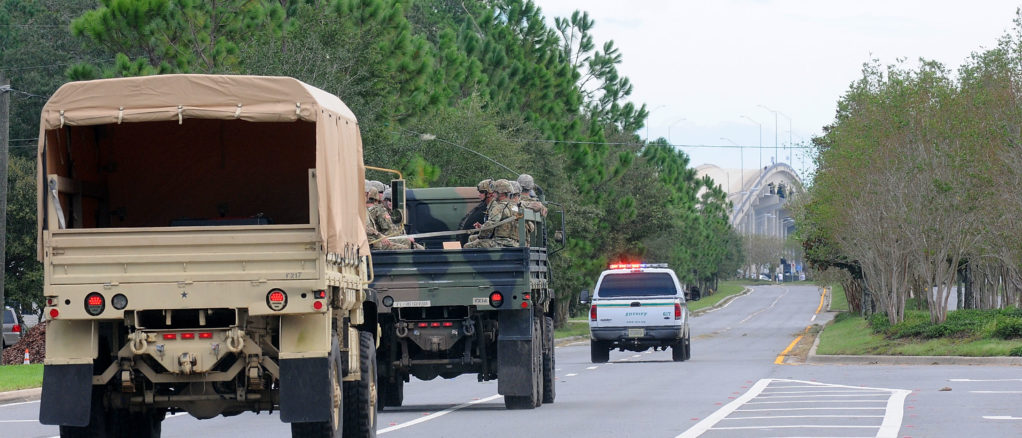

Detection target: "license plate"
[627, 328, 645, 338]
[393, 300, 431, 308]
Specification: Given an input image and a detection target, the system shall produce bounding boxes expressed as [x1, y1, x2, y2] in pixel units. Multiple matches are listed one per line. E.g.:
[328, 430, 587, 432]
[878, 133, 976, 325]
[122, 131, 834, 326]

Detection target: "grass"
[687, 280, 751, 312]
[0, 364, 44, 392]
[817, 311, 1022, 356]
[828, 284, 848, 312]
[554, 319, 590, 339]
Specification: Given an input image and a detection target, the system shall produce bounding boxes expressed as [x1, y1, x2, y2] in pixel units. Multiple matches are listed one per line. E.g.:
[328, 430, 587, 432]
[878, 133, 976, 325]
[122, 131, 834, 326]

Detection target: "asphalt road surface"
[5, 284, 1022, 437]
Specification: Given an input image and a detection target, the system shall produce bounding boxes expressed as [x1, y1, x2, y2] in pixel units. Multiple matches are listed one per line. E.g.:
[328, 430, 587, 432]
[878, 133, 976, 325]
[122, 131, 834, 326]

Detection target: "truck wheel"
[112, 409, 165, 438]
[291, 340, 343, 438]
[590, 340, 609, 363]
[343, 331, 377, 438]
[542, 317, 555, 404]
[684, 336, 692, 360]
[672, 336, 690, 362]
[379, 377, 403, 409]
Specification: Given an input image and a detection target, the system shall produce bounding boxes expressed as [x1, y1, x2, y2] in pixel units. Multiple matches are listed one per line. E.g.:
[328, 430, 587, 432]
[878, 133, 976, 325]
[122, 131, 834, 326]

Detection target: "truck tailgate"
[46, 225, 320, 284]
[594, 299, 678, 327]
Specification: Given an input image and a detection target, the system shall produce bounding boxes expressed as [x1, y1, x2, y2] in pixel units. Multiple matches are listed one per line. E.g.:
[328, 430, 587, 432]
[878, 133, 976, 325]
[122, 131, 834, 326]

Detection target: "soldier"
[459, 178, 495, 245]
[510, 181, 537, 246]
[383, 187, 403, 225]
[366, 187, 411, 250]
[380, 187, 423, 249]
[465, 179, 519, 248]
[517, 173, 547, 217]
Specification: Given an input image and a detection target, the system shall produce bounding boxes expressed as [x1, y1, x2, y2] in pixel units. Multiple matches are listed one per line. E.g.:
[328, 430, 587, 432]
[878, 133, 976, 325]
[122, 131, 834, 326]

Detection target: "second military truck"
[370, 186, 560, 409]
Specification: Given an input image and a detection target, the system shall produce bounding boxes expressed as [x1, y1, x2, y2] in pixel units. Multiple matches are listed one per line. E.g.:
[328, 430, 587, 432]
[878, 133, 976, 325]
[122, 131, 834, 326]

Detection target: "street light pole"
[646, 104, 666, 141]
[667, 117, 686, 143]
[757, 105, 779, 165]
[740, 115, 762, 169]
[720, 137, 742, 192]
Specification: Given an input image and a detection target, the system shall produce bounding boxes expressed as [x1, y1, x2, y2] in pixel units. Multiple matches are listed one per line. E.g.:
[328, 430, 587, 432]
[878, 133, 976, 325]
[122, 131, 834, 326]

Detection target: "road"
[4, 284, 1022, 437]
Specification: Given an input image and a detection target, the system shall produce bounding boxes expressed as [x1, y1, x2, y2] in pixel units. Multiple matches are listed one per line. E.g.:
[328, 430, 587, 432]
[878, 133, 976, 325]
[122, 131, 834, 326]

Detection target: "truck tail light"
[84, 292, 105, 316]
[590, 304, 597, 321]
[199, 332, 213, 339]
[266, 289, 288, 311]
[675, 302, 682, 320]
[49, 309, 59, 319]
[181, 333, 196, 340]
[442, 322, 453, 327]
[163, 333, 177, 340]
[417, 322, 428, 328]
[489, 292, 504, 308]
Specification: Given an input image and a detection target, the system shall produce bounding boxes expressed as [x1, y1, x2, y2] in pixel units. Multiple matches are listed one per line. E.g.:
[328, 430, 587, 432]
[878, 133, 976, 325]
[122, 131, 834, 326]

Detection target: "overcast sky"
[534, 0, 1021, 179]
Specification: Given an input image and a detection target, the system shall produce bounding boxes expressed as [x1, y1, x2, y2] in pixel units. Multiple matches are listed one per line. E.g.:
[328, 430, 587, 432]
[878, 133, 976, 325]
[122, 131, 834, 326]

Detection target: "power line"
[397, 128, 520, 176]
[0, 58, 115, 73]
[0, 86, 48, 99]
[526, 138, 813, 149]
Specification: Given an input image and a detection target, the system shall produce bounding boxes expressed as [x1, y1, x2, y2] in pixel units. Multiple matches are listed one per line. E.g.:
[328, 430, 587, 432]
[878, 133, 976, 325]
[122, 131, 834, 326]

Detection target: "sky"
[534, 0, 1021, 179]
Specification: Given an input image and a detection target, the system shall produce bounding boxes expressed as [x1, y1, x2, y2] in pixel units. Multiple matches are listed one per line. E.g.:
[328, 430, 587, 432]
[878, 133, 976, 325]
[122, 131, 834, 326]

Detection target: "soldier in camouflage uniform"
[460, 179, 495, 245]
[382, 187, 423, 249]
[465, 179, 519, 248]
[366, 187, 411, 250]
[510, 181, 536, 246]
[517, 174, 547, 217]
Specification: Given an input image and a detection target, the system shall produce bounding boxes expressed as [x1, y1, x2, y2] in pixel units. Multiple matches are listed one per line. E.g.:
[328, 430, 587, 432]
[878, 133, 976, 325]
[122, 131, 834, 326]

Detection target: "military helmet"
[476, 178, 494, 193]
[517, 174, 535, 190]
[493, 179, 513, 194]
[510, 181, 522, 195]
[383, 188, 392, 200]
[367, 187, 380, 201]
[371, 181, 387, 192]
[364, 179, 370, 192]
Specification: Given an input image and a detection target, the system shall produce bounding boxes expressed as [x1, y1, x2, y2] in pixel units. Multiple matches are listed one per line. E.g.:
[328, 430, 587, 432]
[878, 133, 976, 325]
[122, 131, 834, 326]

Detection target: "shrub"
[867, 313, 890, 334]
[993, 317, 1022, 340]
[1010, 346, 1022, 357]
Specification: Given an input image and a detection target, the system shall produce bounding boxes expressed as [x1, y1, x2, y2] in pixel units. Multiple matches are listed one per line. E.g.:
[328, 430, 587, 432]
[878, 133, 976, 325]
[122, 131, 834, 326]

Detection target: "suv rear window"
[3, 309, 14, 324]
[596, 273, 678, 298]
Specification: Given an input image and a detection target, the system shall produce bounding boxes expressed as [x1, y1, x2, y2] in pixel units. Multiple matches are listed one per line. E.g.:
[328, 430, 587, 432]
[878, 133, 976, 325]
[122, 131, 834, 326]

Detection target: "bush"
[867, 313, 890, 334]
[1010, 346, 1022, 357]
[993, 317, 1022, 339]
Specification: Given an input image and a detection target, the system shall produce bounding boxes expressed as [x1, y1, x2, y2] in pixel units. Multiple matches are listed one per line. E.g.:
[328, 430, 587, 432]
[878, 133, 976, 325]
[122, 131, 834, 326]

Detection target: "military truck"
[36, 75, 378, 438]
[369, 185, 562, 409]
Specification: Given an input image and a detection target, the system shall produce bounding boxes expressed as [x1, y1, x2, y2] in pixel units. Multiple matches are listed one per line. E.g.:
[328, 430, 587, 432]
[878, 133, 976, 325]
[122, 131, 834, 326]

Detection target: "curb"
[806, 316, 1022, 367]
[0, 387, 41, 405]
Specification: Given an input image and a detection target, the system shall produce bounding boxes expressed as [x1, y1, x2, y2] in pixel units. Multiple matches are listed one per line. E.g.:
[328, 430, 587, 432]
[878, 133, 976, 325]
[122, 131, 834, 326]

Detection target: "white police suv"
[580, 263, 694, 363]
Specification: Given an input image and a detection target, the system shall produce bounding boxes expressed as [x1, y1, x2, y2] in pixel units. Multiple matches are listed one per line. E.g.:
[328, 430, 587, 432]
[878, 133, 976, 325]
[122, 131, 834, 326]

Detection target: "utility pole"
[0, 74, 9, 359]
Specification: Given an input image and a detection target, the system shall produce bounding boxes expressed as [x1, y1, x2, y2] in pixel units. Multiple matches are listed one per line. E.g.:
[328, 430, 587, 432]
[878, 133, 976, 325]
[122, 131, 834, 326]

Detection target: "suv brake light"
[674, 302, 682, 320]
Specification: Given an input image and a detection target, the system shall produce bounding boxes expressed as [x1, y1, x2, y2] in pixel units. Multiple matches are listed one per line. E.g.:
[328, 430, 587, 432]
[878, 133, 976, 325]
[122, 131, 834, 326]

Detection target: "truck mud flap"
[39, 364, 93, 426]
[279, 357, 331, 423]
[497, 309, 535, 397]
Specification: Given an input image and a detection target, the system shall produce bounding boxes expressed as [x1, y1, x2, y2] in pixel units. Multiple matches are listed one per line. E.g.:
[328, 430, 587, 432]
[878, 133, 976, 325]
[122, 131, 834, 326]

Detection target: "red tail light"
[12, 324, 21, 333]
[49, 309, 59, 319]
[674, 302, 682, 320]
[163, 333, 177, 340]
[181, 333, 196, 340]
[199, 332, 213, 339]
[430, 322, 441, 328]
[417, 322, 428, 328]
[442, 322, 453, 327]
[84, 292, 105, 316]
[489, 292, 504, 308]
[590, 304, 597, 321]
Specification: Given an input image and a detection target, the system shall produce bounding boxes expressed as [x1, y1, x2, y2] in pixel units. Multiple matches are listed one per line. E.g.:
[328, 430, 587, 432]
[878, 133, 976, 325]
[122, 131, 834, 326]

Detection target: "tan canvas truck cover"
[36, 74, 369, 258]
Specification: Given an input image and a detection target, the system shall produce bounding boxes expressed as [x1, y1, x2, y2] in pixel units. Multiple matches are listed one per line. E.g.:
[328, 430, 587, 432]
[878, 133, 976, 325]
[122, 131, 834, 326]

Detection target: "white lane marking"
[737, 290, 788, 325]
[0, 420, 38, 423]
[951, 378, 1022, 382]
[984, 416, 1022, 420]
[723, 415, 885, 420]
[744, 400, 889, 405]
[677, 379, 909, 438]
[565, 373, 578, 377]
[586, 366, 598, 370]
[971, 391, 1022, 394]
[0, 400, 40, 408]
[698, 289, 751, 314]
[810, 314, 817, 322]
[737, 407, 886, 412]
[760, 390, 886, 394]
[377, 394, 502, 434]
[755, 394, 891, 399]
[712, 425, 878, 430]
[675, 378, 771, 438]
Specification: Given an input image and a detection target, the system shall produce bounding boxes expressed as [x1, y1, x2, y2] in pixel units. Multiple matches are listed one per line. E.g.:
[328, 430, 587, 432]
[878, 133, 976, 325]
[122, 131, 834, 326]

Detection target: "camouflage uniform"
[517, 173, 547, 217]
[465, 179, 518, 248]
[461, 179, 494, 245]
[366, 187, 411, 250]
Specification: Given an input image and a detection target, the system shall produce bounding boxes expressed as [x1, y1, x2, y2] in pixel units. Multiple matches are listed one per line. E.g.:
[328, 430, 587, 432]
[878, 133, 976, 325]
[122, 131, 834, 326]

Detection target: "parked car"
[3, 306, 22, 348]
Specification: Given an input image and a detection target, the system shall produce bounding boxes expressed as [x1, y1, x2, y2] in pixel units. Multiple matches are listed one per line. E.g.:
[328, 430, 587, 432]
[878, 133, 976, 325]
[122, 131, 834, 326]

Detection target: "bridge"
[695, 163, 803, 239]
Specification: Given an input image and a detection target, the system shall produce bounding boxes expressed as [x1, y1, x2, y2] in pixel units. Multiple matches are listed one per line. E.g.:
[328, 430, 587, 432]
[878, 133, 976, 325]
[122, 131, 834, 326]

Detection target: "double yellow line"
[774, 287, 827, 365]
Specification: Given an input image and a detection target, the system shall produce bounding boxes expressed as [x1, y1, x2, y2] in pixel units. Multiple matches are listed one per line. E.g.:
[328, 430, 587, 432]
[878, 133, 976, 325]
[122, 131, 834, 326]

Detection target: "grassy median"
[817, 310, 1022, 356]
[0, 364, 44, 392]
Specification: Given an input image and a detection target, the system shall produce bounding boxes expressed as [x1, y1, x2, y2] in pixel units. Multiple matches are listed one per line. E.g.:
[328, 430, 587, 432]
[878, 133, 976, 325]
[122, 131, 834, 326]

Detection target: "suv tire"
[590, 340, 609, 363]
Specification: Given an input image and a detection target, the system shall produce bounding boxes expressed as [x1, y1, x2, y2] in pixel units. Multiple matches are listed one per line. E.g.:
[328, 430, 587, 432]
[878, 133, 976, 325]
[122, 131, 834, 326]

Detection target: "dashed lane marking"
[565, 373, 578, 377]
[586, 366, 598, 370]
[985, 416, 1022, 420]
[377, 394, 502, 434]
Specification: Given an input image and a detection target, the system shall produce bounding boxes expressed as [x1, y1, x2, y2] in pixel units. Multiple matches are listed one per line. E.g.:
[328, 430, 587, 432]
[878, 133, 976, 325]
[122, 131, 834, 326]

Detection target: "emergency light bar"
[608, 263, 669, 269]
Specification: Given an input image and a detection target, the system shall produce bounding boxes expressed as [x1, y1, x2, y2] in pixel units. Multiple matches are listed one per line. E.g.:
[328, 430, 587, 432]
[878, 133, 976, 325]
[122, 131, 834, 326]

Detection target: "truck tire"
[590, 340, 609, 363]
[379, 377, 403, 409]
[343, 331, 377, 438]
[291, 339, 343, 438]
[672, 336, 690, 362]
[112, 409, 165, 438]
[542, 316, 555, 404]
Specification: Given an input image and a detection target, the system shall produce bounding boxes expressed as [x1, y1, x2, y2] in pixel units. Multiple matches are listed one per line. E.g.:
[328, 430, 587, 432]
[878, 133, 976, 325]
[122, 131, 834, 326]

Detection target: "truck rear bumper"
[591, 326, 682, 346]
